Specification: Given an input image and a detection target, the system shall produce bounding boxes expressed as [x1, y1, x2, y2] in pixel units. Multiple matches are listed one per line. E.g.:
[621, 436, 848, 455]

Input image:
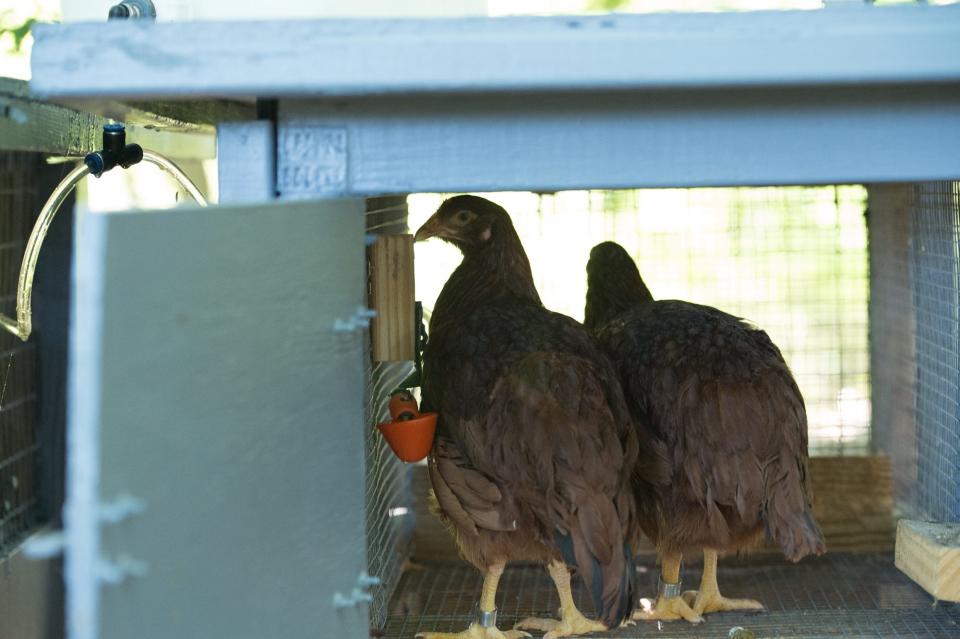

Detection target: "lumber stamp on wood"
[895, 520, 960, 602]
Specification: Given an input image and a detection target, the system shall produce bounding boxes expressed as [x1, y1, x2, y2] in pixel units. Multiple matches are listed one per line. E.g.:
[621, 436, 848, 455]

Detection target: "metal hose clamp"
[657, 576, 683, 599]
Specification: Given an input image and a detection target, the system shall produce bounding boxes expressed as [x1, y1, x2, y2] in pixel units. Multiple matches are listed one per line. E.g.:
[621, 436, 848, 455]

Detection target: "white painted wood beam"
[30, 6, 960, 99]
[277, 85, 960, 194]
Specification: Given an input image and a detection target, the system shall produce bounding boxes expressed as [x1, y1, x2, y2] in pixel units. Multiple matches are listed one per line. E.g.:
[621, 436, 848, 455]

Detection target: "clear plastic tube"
[142, 150, 208, 208]
[0, 152, 208, 341]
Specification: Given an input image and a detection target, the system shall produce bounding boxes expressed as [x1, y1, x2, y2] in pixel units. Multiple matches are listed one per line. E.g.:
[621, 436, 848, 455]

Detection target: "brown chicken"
[413, 197, 640, 639]
[584, 241, 825, 623]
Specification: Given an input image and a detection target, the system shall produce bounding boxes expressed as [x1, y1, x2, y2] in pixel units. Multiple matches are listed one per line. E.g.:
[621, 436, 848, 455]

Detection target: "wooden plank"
[0, 78, 215, 159]
[369, 234, 415, 362]
[0, 78, 103, 155]
[216, 121, 275, 203]
[278, 85, 960, 194]
[412, 455, 895, 561]
[69, 200, 370, 639]
[30, 6, 960, 99]
[896, 520, 960, 602]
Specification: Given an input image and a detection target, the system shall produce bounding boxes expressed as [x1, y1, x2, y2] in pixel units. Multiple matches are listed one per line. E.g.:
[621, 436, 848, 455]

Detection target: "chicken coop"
[0, 2, 958, 639]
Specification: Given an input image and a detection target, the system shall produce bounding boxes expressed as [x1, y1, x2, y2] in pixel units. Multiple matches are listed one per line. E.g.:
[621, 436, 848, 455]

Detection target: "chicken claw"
[681, 589, 764, 615]
[514, 607, 606, 638]
[632, 596, 703, 624]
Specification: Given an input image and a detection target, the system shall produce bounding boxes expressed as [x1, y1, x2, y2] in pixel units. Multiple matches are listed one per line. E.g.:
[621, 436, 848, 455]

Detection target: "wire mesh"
[910, 182, 960, 523]
[869, 182, 960, 523]
[410, 187, 870, 455]
[0, 153, 40, 557]
[384, 554, 960, 638]
[365, 197, 417, 629]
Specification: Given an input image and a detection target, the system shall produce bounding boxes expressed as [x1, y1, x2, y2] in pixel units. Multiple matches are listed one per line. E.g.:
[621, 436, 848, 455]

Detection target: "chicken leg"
[681, 549, 764, 615]
[514, 560, 607, 638]
[632, 551, 703, 623]
[416, 561, 531, 639]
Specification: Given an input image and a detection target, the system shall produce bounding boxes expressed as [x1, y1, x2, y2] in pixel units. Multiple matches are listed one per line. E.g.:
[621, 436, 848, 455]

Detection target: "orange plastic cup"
[377, 412, 437, 463]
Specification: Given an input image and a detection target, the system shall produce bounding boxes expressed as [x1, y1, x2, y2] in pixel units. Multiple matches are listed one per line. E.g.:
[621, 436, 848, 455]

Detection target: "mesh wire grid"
[385, 554, 960, 639]
[869, 182, 960, 523]
[910, 182, 960, 523]
[366, 197, 418, 628]
[0, 153, 40, 557]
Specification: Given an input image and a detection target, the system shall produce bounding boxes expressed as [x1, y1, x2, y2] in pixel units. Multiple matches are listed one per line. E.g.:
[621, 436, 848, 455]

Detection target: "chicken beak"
[414, 214, 444, 242]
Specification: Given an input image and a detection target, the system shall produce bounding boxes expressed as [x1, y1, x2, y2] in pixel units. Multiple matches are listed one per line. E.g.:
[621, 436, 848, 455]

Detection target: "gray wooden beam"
[30, 6, 960, 99]
[277, 85, 960, 195]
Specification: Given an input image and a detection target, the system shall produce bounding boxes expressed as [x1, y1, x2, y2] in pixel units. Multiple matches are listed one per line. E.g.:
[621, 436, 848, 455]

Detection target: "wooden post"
[369, 234, 415, 362]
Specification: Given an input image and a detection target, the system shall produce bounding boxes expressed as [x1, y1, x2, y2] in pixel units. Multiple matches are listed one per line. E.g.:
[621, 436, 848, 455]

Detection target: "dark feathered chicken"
[414, 197, 640, 639]
[584, 241, 825, 623]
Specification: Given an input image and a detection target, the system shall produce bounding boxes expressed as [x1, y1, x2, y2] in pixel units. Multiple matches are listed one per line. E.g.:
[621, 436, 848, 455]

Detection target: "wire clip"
[332, 571, 381, 608]
[99, 493, 147, 524]
[333, 306, 378, 332]
[98, 554, 150, 585]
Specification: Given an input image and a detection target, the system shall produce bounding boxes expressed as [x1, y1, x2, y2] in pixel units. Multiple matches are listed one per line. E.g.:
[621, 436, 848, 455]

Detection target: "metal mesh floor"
[384, 554, 960, 638]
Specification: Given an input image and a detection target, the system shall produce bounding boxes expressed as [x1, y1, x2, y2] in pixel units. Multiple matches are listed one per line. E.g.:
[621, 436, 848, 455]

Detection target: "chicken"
[413, 197, 639, 639]
[584, 241, 825, 623]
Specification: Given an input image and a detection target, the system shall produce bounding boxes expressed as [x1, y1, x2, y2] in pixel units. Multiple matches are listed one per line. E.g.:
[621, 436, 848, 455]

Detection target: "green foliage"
[587, 0, 633, 11]
[1, 16, 36, 52]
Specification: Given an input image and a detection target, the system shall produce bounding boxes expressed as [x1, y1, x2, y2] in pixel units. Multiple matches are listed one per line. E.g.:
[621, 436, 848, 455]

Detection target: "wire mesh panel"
[911, 182, 960, 523]
[365, 197, 416, 629]
[870, 182, 960, 523]
[0, 153, 40, 557]
[411, 187, 870, 455]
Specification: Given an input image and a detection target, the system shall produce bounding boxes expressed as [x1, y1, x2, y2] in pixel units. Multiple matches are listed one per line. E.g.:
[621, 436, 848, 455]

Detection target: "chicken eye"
[454, 210, 476, 225]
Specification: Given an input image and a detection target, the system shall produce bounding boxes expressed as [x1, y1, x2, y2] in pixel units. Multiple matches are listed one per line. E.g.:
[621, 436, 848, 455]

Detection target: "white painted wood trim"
[66, 210, 108, 639]
[277, 85, 960, 194]
[30, 5, 960, 99]
[216, 121, 275, 203]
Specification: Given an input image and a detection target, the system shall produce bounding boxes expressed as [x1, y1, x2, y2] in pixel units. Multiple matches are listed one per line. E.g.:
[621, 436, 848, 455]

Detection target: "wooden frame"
[29, 6, 960, 194]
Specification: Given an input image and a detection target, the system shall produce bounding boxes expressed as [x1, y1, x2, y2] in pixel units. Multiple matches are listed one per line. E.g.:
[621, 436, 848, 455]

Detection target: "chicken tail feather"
[764, 463, 826, 562]
[556, 505, 633, 628]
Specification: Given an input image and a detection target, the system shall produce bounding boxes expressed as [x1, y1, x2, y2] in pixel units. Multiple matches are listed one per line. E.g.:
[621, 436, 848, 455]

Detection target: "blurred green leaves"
[1, 16, 36, 52]
[587, 0, 633, 10]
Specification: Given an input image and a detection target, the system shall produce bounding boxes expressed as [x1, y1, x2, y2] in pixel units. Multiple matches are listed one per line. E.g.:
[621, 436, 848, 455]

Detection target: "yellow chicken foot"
[415, 624, 531, 639]
[514, 561, 606, 638]
[632, 551, 703, 624]
[417, 561, 532, 639]
[680, 549, 764, 616]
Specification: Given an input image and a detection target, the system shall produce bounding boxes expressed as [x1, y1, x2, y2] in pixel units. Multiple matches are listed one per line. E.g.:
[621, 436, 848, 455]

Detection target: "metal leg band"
[477, 607, 498, 627]
[658, 576, 683, 599]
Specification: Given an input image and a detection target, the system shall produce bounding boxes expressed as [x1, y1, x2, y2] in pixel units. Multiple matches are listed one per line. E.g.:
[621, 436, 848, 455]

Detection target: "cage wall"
[364, 197, 416, 629]
[0, 152, 72, 558]
[870, 182, 960, 523]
